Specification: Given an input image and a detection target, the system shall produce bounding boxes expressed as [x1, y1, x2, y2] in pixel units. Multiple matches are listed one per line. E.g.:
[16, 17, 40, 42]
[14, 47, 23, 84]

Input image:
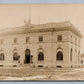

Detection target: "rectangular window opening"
[39, 36, 43, 42]
[26, 37, 30, 43]
[57, 35, 62, 41]
[14, 38, 17, 44]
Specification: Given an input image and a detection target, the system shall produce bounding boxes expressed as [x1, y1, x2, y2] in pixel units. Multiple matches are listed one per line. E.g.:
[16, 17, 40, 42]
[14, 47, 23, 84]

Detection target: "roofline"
[0, 21, 82, 38]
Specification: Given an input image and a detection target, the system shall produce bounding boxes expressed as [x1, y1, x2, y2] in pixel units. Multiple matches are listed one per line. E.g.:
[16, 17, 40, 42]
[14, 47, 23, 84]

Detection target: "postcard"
[0, 3, 83, 81]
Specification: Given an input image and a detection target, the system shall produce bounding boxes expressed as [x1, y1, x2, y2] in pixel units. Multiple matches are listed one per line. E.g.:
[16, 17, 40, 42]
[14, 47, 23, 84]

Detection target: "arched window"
[13, 49, 18, 61]
[13, 52, 18, 61]
[38, 52, 44, 61]
[57, 51, 63, 60]
[25, 49, 31, 63]
[38, 48, 44, 61]
[70, 48, 72, 61]
[0, 53, 4, 60]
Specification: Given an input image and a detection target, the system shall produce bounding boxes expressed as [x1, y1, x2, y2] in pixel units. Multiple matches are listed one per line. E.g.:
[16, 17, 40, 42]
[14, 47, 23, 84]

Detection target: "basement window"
[56, 65, 62, 68]
[38, 65, 43, 67]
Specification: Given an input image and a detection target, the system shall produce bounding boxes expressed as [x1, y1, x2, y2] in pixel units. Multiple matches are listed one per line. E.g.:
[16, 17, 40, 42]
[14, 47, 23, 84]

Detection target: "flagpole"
[28, 3, 31, 28]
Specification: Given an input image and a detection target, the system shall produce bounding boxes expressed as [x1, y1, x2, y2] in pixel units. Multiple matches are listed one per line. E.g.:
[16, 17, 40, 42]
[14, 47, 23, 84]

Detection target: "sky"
[0, 4, 84, 53]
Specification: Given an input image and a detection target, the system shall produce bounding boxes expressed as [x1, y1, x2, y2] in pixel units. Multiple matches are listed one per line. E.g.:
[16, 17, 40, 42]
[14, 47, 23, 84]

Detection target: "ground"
[0, 67, 84, 81]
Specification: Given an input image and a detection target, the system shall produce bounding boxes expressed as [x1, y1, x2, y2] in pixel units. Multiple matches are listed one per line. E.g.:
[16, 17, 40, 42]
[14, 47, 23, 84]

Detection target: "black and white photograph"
[0, 4, 83, 81]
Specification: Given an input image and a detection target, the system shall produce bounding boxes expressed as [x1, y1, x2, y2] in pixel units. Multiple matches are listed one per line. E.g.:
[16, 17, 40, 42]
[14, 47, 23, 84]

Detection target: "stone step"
[21, 64, 33, 67]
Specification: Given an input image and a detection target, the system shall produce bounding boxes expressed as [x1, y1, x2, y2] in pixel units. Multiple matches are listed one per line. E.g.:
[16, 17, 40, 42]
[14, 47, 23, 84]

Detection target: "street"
[0, 67, 83, 81]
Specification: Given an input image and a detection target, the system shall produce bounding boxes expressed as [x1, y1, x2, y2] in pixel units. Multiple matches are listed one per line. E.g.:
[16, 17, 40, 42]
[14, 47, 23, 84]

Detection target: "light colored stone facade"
[80, 54, 84, 67]
[0, 21, 82, 68]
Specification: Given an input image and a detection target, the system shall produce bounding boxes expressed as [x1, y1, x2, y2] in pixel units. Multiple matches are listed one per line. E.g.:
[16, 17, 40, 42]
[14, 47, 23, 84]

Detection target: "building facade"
[80, 54, 84, 67]
[0, 21, 82, 68]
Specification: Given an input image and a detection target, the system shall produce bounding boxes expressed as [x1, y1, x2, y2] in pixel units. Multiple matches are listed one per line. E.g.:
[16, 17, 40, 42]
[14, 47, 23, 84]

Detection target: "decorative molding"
[0, 21, 82, 38]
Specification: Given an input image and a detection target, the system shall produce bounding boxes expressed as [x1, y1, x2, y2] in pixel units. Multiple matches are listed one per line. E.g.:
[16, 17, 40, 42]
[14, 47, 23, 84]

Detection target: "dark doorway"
[25, 49, 31, 63]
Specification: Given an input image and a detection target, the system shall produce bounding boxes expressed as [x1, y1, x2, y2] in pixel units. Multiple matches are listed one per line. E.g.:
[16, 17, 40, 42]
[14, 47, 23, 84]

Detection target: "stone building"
[0, 21, 82, 68]
[80, 54, 84, 67]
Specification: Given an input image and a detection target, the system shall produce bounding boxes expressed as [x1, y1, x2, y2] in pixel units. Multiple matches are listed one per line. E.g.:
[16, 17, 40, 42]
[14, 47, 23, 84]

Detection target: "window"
[70, 48, 72, 61]
[57, 51, 63, 60]
[14, 38, 17, 44]
[38, 65, 43, 67]
[25, 49, 30, 55]
[57, 35, 62, 41]
[0, 53, 4, 60]
[0, 39, 3, 44]
[13, 52, 18, 61]
[38, 48, 44, 61]
[39, 36, 43, 42]
[81, 60, 83, 64]
[38, 52, 44, 61]
[26, 37, 30, 43]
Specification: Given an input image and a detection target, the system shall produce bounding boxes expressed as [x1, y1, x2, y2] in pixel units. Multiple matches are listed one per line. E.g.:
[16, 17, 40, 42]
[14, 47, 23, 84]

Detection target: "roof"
[0, 21, 83, 38]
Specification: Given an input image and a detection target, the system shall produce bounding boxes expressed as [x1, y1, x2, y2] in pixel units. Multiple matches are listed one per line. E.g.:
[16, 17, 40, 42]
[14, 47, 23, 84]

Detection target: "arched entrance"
[25, 49, 31, 63]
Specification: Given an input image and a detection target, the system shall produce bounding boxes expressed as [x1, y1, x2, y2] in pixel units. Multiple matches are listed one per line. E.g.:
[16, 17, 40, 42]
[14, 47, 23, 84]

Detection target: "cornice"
[0, 21, 82, 38]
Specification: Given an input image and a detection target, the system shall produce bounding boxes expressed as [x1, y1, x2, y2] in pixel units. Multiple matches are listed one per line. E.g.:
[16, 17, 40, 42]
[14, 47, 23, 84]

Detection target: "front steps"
[20, 63, 34, 68]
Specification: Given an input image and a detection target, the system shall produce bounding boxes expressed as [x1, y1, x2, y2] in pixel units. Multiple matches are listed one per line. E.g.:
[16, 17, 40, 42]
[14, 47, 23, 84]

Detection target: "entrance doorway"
[25, 49, 31, 63]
